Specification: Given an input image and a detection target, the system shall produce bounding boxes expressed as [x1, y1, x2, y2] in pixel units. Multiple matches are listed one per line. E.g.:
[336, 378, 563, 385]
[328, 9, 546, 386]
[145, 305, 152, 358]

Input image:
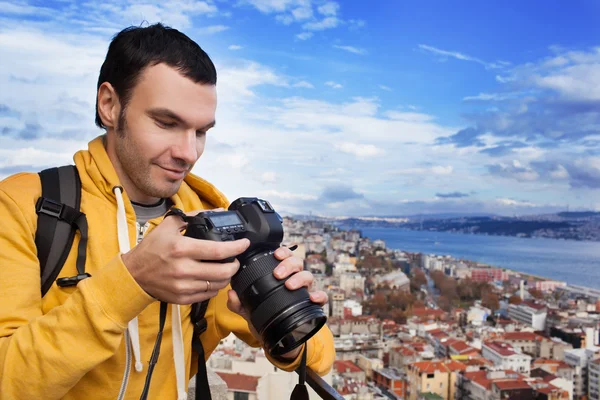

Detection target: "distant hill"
[557, 211, 600, 219]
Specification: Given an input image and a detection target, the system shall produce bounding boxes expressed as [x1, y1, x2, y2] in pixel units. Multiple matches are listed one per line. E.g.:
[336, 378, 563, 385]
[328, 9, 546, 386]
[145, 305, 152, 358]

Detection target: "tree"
[508, 295, 522, 305]
[529, 288, 544, 300]
[410, 268, 427, 292]
[482, 292, 500, 311]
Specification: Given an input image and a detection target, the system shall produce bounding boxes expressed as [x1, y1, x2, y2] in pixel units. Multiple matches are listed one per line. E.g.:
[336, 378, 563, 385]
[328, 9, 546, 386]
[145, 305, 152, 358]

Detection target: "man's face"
[108, 63, 216, 203]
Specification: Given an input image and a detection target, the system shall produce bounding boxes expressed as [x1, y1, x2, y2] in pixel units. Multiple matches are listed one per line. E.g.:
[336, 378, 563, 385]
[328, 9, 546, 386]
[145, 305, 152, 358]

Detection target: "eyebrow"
[147, 108, 216, 131]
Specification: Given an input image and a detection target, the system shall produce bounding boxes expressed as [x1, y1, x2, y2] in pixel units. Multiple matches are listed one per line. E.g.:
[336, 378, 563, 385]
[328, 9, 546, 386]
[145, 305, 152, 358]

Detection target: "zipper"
[137, 222, 149, 244]
[117, 330, 133, 400]
[116, 221, 149, 400]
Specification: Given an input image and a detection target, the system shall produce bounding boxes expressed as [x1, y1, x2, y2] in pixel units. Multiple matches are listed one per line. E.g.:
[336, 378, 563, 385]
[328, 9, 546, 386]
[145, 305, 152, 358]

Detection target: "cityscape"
[208, 217, 600, 400]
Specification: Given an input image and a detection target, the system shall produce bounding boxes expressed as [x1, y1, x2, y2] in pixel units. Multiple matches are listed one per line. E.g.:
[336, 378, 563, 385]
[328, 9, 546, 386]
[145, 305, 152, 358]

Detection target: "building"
[470, 267, 509, 283]
[405, 360, 466, 400]
[508, 301, 548, 330]
[340, 273, 366, 297]
[481, 342, 532, 375]
[456, 370, 525, 400]
[491, 379, 535, 399]
[589, 358, 600, 400]
[372, 368, 406, 399]
[216, 372, 258, 400]
[502, 331, 540, 356]
[564, 348, 598, 399]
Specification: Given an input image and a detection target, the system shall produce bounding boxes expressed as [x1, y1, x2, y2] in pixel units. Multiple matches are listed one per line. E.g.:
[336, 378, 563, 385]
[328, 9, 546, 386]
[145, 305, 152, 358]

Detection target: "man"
[0, 23, 334, 399]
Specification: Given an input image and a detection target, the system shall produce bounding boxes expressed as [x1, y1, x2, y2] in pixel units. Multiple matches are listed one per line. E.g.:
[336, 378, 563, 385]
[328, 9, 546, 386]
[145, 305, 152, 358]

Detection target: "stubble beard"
[114, 109, 182, 200]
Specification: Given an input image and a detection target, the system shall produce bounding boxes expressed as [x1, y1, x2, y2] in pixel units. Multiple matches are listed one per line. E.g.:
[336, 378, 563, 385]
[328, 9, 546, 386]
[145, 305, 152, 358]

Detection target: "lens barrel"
[232, 250, 327, 356]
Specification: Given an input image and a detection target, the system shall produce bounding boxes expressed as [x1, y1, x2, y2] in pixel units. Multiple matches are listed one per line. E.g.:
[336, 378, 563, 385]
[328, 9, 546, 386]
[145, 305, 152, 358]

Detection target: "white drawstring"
[113, 186, 187, 399]
[113, 186, 144, 373]
[172, 304, 187, 400]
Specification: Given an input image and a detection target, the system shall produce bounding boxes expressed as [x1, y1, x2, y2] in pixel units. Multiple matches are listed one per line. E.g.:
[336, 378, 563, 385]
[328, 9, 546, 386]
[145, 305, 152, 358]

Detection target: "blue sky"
[1, 0, 599, 217]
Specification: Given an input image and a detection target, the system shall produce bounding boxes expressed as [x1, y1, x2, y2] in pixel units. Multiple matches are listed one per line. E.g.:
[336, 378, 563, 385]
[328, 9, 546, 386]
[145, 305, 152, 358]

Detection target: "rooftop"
[493, 379, 531, 391]
[216, 372, 259, 393]
[410, 360, 466, 374]
[503, 331, 541, 341]
[484, 341, 517, 357]
[334, 360, 363, 374]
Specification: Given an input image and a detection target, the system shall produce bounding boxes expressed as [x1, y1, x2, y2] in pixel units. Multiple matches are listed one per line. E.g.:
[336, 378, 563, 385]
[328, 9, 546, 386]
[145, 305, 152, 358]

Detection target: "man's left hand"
[227, 245, 328, 360]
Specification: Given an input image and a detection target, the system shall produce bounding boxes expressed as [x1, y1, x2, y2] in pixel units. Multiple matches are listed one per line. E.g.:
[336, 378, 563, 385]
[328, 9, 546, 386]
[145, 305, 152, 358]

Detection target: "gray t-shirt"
[131, 198, 170, 225]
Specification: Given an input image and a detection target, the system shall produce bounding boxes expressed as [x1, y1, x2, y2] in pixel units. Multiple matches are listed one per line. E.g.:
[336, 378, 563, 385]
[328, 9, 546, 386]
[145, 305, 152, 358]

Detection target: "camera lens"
[232, 251, 327, 356]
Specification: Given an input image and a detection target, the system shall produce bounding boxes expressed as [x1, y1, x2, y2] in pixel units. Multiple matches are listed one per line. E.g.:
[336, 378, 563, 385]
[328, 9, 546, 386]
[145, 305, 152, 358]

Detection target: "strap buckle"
[193, 318, 208, 335]
[36, 197, 64, 219]
[57, 273, 91, 287]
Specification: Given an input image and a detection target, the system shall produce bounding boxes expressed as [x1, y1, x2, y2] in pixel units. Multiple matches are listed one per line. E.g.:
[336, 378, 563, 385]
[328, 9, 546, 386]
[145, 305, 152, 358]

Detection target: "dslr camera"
[184, 197, 327, 356]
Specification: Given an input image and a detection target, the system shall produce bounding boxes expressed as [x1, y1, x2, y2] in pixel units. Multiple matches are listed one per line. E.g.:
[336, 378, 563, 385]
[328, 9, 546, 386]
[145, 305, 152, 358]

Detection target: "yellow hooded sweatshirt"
[0, 136, 335, 400]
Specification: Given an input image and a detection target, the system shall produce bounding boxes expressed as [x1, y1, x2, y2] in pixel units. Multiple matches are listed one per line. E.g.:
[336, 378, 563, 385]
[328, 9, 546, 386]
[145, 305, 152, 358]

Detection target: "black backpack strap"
[35, 166, 90, 296]
[191, 299, 212, 400]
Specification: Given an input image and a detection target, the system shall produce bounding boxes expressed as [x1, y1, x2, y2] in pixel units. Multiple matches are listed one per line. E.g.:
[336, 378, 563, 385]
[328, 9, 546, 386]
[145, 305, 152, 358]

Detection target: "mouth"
[159, 166, 188, 180]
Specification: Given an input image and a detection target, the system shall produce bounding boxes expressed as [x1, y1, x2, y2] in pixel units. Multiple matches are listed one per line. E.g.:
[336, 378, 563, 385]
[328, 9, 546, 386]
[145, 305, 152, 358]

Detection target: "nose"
[172, 130, 199, 167]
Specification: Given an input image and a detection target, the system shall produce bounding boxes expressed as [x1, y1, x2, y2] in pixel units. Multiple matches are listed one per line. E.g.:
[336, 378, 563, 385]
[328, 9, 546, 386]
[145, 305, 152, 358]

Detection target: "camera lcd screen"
[209, 212, 242, 227]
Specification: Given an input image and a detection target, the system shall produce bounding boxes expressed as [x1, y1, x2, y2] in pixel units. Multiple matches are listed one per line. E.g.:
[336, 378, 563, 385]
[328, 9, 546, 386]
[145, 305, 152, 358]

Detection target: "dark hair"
[95, 23, 217, 129]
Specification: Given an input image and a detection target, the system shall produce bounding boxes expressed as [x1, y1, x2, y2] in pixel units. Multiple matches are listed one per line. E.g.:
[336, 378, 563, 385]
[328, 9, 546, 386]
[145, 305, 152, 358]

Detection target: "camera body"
[184, 197, 326, 356]
[184, 197, 283, 262]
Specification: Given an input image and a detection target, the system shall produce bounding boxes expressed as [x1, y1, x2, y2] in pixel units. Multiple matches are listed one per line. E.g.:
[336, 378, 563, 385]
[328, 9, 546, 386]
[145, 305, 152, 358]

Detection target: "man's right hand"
[122, 211, 250, 304]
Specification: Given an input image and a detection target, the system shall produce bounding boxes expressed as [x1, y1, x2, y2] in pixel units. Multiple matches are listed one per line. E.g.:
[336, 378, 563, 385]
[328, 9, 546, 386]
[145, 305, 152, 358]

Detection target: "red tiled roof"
[410, 360, 466, 374]
[493, 380, 531, 390]
[463, 370, 492, 390]
[334, 360, 363, 374]
[503, 332, 540, 341]
[216, 372, 259, 392]
[449, 340, 473, 353]
[484, 341, 517, 356]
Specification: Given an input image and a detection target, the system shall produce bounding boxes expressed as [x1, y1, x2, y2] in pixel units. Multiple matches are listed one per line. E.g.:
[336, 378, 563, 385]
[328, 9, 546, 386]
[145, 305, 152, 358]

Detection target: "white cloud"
[197, 25, 230, 35]
[259, 190, 318, 201]
[241, 0, 297, 13]
[302, 17, 339, 31]
[378, 85, 392, 91]
[228, 45, 243, 50]
[463, 92, 513, 101]
[217, 153, 250, 169]
[291, 6, 313, 20]
[275, 14, 295, 24]
[217, 61, 289, 101]
[419, 44, 508, 70]
[260, 171, 278, 183]
[293, 81, 314, 88]
[317, 2, 340, 16]
[495, 198, 536, 207]
[388, 165, 454, 176]
[325, 81, 343, 89]
[335, 142, 384, 158]
[384, 111, 434, 122]
[295, 32, 313, 40]
[333, 45, 367, 55]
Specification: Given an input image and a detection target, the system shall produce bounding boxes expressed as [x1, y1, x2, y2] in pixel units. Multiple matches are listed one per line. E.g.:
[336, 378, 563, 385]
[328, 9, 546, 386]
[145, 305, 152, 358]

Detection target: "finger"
[273, 256, 303, 279]
[309, 291, 328, 305]
[175, 237, 250, 261]
[177, 259, 241, 282]
[274, 246, 294, 261]
[285, 270, 314, 290]
[162, 210, 191, 231]
[173, 278, 231, 296]
[227, 289, 246, 316]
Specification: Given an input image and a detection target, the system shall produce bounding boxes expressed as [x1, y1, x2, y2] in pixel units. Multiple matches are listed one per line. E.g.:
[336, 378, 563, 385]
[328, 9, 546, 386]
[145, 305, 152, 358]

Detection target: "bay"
[348, 227, 600, 289]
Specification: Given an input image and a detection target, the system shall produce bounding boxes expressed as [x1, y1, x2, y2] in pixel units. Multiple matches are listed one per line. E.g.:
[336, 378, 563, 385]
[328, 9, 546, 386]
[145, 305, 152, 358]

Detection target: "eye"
[196, 130, 207, 138]
[156, 119, 177, 129]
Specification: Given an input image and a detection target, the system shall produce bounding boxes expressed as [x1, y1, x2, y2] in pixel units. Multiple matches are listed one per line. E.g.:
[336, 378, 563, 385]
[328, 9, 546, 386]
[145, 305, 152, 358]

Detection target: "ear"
[97, 82, 121, 129]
